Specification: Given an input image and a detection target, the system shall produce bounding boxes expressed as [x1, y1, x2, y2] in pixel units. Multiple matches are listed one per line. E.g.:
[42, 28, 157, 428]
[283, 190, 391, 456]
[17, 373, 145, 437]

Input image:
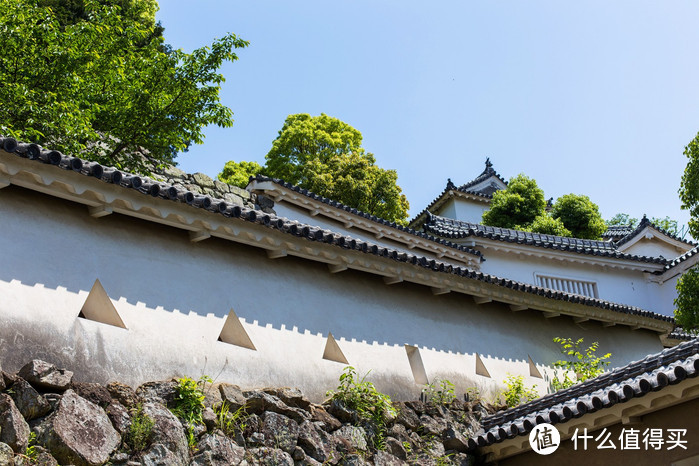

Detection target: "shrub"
[551, 338, 611, 391]
[171, 376, 209, 449]
[421, 378, 456, 405]
[500, 374, 538, 408]
[126, 404, 155, 452]
[327, 366, 397, 450]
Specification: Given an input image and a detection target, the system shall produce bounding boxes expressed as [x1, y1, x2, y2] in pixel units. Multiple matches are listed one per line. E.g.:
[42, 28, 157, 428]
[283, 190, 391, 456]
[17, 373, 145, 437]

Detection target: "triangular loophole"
[405, 345, 429, 385]
[475, 353, 491, 378]
[78, 279, 126, 329]
[218, 308, 256, 350]
[528, 355, 543, 378]
[323, 332, 349, 364]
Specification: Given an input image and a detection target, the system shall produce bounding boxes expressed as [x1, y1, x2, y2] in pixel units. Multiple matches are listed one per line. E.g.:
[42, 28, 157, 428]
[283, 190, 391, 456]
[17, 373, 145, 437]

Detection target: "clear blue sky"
[157, 1, 699, 232]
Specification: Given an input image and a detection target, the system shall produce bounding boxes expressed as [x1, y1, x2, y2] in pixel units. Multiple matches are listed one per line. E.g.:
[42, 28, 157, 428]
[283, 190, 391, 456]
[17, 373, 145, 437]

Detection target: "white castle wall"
[0, 186, 664, 401]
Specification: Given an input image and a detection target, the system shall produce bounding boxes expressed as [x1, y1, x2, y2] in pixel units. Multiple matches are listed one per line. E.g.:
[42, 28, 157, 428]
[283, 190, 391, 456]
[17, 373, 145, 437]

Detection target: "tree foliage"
[607, 213, 680, 236]
[680, 132, 699, 239]
[550, 194, 607, 240]
[0, 0, 247, 173]
[526, 214, 571, 237]
[218, 160, 265, 188]
[219, 113, 410, 224]
[606, 213, 639, 227]
[481, 174, 546, 229]
[675, 267, 699, 332]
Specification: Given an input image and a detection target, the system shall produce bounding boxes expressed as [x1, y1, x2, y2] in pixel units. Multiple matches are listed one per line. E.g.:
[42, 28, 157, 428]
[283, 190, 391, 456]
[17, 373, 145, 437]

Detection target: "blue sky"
[157, 1, 699, 232]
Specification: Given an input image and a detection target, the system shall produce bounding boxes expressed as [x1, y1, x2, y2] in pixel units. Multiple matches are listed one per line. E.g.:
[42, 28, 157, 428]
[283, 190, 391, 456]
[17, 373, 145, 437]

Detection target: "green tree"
[481, 174, 546, 229]
[550, 194, 607, 240]
[606, 213, 639, 227]
[0, 0, 247, 173]
[674, 267, 699, 332]
[526, 214, 572, 237]
[219, 113, 409, 224]
[218, 160, 265, 188]
[680, 132, 699, 239]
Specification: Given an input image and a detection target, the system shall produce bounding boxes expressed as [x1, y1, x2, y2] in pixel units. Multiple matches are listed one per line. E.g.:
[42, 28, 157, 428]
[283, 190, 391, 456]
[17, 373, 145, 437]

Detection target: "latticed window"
[535, 274, 599, 298]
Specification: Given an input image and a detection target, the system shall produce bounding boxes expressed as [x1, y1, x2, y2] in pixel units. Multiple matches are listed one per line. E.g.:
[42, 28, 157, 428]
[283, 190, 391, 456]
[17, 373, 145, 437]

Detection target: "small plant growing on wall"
[500, 374, 538, 408]
[421, 378, 456, 405]
[171, 376, 210, 448]
[551, 337, 611, 391]
[326, 366, 397, 450]
[125, 404, 155, 452]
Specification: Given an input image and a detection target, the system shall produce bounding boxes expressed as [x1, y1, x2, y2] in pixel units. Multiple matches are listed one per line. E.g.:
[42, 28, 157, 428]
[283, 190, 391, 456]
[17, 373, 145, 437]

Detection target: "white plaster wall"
[0, 187, 664, 401]
[476, 249, 674, 316]
[437, 198, 490, 224]
[621, 238, 685, 260]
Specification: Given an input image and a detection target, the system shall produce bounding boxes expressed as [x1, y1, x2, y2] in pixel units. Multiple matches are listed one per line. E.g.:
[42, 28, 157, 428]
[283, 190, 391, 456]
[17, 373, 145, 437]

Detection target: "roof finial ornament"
[640, 214, 650, 226]
[483, 157, 494, 175]
[446, 178, 455, 190]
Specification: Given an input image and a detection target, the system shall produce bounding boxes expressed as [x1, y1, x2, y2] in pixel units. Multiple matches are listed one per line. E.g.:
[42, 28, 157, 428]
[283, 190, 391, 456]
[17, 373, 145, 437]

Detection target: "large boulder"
[0, 394, 30, 453]
[218, 384, 246, 411]
[140, 402, 189, 466]
[190, 433, 245, 466]
[261, 412, 298, 453]
[106, 382, 140, 409]
[43, 390, 120, 466]
[297, 421, 335, 464]
[136, 380, 178, 407]
[70, 382, 113, 408]
[244, 390, 309, 423]
[18, 361, 72, 392]
[9, 378, 51, 421]
[0, 442, 13, 466]
[244, 447, 293, 466]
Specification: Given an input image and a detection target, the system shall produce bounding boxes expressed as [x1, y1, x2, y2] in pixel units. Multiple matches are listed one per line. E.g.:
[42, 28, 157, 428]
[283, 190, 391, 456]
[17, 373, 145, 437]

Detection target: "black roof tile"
[615, 215, 697, 248]
[424, 213, 668, 265]
[470, 337, 699, 449]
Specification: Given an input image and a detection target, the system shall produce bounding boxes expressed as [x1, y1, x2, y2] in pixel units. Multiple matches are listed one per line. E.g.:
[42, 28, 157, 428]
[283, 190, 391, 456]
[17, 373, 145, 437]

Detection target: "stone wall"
[153, 166, 274, 213]
[0, 359, 483, 465]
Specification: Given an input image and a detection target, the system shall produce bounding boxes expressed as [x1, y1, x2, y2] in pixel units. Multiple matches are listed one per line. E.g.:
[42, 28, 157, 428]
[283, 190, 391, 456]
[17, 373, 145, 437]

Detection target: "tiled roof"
[0, 137, 675, 325]
[470, 337, 699, 449]
[668, 328, 698, 341]
[424, 214, 668, 265]
[408, 159, 505, 228]
[601, 225, 635, 242]
[456, 158, 508, 194]
[655, 245, 699, 275]
[615, 215, 697, 248]
[250, 175, 484, 261]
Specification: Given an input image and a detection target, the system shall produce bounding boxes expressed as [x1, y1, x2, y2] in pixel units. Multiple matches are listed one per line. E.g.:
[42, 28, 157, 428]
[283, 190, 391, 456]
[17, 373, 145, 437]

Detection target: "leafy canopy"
[219, 113, 410, 224]
[218, 160, 265, 188]
[680, 132, 699, 239]
[481, 174, 546, 229]
[674, 267, 699, 332]
[550, 194, 607, 240]
[524, 214, 571, 237]
[0, 0, 247, 173]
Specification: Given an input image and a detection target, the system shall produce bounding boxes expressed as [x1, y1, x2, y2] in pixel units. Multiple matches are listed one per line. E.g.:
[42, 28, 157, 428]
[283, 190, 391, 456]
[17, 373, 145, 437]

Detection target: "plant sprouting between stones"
[326, 366, 397, 450]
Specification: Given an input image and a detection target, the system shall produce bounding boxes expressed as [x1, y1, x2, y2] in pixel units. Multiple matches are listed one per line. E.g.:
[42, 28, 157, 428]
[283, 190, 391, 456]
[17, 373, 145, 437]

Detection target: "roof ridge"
[424, 214, 668, 265]
[616, 214, 697, 248]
